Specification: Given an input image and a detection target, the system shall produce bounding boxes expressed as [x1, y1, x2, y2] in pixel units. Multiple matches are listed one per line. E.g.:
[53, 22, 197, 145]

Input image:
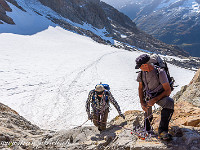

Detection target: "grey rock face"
[0, 0, 15, 24]
[0, 12, 15, 24]
[173, 68, 200, 107]
[39, 0, 110, 29]
[166, 57, 200, 71]
[0, 0, 25, 24]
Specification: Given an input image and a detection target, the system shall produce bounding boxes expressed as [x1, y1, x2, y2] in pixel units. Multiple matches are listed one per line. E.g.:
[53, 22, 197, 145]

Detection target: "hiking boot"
[158, 131, 172, 141]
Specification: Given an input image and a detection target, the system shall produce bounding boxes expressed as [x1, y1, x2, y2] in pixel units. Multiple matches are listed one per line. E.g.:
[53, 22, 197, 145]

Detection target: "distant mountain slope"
[115, 0, 200, 57]
[0, 0, 190, 57]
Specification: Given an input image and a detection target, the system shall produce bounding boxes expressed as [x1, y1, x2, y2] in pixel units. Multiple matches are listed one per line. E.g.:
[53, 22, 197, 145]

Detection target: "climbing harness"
[132, 105, 160, 141]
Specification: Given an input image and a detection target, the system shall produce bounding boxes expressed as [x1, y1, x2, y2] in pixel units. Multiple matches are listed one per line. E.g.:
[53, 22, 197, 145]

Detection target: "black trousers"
[158, 108, 174, 134]
[144, 107, 174, 133]
[144, 96, 174, 132]
[92, 108, 109, 131]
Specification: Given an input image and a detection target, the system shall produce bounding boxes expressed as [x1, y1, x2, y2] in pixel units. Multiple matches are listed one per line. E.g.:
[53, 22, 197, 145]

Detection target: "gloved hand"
[120, 113, 125, 119]
[88, 114, 93, 120]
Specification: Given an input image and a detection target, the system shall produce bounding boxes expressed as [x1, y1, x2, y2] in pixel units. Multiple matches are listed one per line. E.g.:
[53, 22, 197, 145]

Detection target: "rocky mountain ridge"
[0, 69, 199, 149]
[0, 101, 199, 149]
[0, 0, 191, 58]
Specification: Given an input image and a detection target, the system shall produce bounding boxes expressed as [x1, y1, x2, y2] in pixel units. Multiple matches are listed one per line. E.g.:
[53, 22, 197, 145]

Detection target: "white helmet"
[95, 84, 105, 92]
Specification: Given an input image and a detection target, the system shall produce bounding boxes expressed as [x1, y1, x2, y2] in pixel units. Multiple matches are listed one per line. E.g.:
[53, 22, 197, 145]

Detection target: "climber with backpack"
[135, 54, 174, 140]
[86, 83, 125, 131]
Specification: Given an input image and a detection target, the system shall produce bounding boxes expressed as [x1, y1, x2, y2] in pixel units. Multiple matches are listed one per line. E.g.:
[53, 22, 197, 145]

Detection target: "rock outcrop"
[0, 102, 53, 149]
[39, 0, 109, 30]
[173, 68, 200, 107]
[0, 0, 15, 24]
[0, 100, 199, 149]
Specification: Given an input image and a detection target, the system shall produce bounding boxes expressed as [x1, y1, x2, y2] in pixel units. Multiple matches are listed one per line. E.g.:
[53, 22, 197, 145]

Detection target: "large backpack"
[149, 54, 175, 91]
[100, 84, 110, 91]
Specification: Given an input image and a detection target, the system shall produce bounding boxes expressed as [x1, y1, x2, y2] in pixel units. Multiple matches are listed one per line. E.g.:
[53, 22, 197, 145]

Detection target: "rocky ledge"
[0, 101, 199, 150]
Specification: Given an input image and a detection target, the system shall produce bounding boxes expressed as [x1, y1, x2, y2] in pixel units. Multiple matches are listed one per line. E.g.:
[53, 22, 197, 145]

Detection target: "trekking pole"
[77, 119, 89, 128]
[142, 105, 159, 124]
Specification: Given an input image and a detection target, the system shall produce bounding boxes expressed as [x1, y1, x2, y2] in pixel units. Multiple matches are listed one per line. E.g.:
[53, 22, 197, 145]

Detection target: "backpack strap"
[104, 90, 109, 102]
[155, 66, 175, 91]
[141, 68, 164, 100]
[140, 71, 150, 92]
[92, 90, 109, 103]
[140, 71, 150, 100]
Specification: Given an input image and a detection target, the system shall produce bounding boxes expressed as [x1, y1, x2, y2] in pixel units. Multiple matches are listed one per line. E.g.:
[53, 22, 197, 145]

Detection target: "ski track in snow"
[45, 51, 122, 128]
[54, 51, 122, 127]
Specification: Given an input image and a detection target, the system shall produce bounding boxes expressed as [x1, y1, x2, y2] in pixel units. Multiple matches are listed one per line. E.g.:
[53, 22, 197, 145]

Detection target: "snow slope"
[0, 26, 195, 130]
